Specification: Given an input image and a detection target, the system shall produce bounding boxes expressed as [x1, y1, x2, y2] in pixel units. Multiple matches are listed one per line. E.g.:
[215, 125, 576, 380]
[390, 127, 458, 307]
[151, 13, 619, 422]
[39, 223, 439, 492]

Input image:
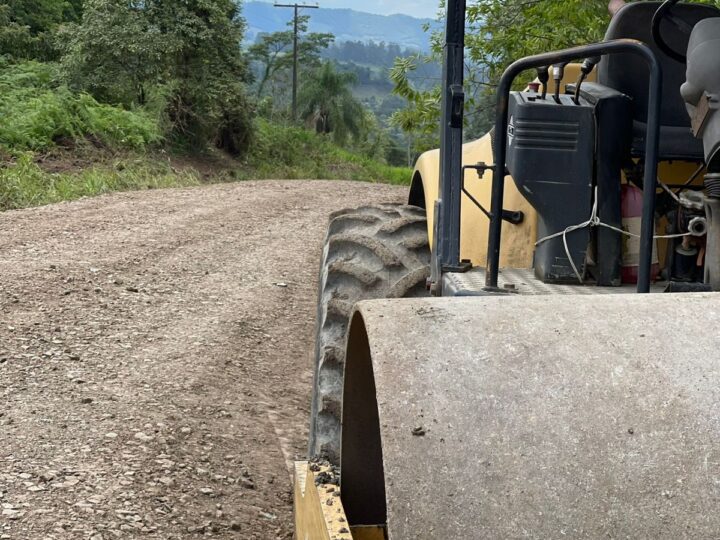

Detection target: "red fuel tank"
[621, 184, 659, 283]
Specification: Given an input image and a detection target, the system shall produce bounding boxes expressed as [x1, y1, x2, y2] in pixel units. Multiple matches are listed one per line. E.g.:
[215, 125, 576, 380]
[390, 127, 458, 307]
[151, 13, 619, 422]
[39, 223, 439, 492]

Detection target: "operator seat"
[599, 1, 720, 161]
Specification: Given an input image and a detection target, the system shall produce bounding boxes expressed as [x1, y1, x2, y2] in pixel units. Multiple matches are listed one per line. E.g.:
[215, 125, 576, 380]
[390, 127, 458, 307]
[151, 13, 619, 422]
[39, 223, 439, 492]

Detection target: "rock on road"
[0, 180, 406, 539]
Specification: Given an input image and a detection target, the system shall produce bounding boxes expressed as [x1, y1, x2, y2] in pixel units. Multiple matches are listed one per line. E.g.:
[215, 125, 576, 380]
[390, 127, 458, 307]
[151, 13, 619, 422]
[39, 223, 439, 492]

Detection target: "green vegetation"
[62, 0, 253, 154]
[0, 61, 162, 151]
[249, 15, 333, 100]
[0, 0, 412, 213]
[249, 21, 411, 166]
[299, 63, 364, 145]
[0, 120, 410, 212]
[0, 0, 82, 61]
[244, 119, 410, 184]
[0, 154, 200, 211]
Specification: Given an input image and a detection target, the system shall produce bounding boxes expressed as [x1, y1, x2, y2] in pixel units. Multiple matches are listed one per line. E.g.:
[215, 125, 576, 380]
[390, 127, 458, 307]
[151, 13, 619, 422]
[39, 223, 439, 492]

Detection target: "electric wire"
[535, 188, 691, 283]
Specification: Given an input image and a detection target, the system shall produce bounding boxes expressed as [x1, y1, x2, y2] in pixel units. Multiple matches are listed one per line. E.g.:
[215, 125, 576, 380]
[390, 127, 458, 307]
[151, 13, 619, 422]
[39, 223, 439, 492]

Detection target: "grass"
[0, 62, 413, 212]
[0, 154, 200, 211]
[242, 119, 412, 185]
[0, 127, 413, 211]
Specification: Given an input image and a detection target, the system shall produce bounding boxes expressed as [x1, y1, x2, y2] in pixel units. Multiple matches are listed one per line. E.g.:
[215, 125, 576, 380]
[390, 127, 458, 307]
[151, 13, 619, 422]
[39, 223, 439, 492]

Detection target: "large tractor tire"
[308, 203, 430, 463]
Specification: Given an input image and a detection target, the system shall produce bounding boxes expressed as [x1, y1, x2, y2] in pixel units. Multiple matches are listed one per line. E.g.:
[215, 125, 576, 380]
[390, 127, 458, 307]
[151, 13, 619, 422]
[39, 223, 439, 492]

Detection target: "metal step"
[442, 267, 668, 296]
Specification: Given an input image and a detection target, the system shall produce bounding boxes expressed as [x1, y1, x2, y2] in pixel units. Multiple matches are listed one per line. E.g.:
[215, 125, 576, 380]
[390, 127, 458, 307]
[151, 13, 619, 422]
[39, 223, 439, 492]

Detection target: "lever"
[552, 62, 570, 103]
[573, 56, 601, 104]
[536, 66, 550, 100]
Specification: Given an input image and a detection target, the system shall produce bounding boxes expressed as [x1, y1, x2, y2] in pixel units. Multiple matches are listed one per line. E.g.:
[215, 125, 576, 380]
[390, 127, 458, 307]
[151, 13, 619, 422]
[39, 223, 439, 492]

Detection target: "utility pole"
[273, 3, 319, 122]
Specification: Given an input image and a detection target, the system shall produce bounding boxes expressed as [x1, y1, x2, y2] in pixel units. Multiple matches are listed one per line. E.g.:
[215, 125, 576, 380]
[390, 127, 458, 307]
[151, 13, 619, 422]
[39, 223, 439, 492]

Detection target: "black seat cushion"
[599, 1, 719, 161]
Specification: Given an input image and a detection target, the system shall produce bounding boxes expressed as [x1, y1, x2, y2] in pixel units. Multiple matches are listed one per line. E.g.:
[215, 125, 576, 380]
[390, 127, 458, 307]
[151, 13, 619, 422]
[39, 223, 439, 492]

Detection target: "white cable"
[535, 188, 691, 283]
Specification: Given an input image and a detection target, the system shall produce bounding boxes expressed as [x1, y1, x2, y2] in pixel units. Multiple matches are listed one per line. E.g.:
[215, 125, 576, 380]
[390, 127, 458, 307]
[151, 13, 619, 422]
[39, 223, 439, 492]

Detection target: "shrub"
[0, 62, 162, 151]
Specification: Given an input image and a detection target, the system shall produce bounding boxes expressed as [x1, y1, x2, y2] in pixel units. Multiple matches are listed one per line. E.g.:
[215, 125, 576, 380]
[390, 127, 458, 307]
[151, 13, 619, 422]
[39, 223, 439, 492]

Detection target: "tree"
[62, 0, 254, 154]
[389, 54, 443, 153]
[248, 16, 334, 103]
[61, 0, 168, 106]
[390, 0, 614, 153]
[0, 0, 82, 60]
[465, 0, 610, 84]
[299, 62, 364, 145]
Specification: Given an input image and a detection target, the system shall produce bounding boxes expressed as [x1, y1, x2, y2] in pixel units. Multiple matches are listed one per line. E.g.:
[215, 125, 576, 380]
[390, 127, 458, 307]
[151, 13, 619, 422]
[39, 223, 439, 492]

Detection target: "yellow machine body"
[411, 65, 703, 271]
[298, 45, 715, 537]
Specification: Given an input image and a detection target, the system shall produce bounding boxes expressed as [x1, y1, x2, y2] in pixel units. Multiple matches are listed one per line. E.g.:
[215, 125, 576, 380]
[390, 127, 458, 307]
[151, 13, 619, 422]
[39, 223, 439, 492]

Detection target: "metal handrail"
[485, 39, 663, 293]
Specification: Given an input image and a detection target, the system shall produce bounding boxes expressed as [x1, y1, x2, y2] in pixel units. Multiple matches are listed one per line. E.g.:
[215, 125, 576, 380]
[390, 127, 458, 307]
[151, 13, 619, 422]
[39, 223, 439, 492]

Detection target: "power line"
[273, 3, 319, 122]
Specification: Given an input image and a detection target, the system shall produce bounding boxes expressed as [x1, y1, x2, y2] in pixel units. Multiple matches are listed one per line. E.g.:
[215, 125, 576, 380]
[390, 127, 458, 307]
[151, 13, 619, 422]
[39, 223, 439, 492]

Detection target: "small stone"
[126, 286, 139, 293]
[240, 478, 255, 490]
[63, 477, 80, 487]
[105, 433, 118, 439]
[412, 426, 426, 436]
[81, 397, 94, 404]
[1, 508, 22, 519]
[199, 488, 213, 495]
[230, 522, 241, 531]
[134, 432, 154, 442]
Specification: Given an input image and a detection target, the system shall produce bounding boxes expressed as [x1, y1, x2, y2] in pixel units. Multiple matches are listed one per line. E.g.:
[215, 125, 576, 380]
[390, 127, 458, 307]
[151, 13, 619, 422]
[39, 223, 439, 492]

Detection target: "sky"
[256, 0, 440, 19]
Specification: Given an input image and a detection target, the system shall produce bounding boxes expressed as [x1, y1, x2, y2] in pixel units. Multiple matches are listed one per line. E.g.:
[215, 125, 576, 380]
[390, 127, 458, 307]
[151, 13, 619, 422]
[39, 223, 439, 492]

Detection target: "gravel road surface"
[0, 180, 406, 539]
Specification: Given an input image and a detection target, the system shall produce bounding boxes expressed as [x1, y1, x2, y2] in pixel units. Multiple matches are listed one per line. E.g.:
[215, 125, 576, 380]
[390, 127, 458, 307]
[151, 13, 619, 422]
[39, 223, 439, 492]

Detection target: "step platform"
[442, 267, 669, 296]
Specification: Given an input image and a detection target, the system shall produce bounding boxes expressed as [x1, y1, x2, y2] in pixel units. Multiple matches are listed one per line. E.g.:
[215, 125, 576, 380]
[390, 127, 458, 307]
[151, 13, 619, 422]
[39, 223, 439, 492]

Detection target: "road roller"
[297, 1, 720, 537]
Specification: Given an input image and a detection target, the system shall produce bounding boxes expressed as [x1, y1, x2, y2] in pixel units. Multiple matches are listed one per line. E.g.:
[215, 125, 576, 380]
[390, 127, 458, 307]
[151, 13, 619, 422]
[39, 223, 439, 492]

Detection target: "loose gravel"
[0, 180, 406, 539]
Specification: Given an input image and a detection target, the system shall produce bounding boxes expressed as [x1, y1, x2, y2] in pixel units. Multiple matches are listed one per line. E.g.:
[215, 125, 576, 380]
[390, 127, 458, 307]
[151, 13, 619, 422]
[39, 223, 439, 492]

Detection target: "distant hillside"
[244, 1, 437, 51]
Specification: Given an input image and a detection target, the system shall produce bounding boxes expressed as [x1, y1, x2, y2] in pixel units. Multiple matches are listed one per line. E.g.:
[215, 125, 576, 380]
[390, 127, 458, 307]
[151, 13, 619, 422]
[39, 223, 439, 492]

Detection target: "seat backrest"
[599, 1, 720, 128]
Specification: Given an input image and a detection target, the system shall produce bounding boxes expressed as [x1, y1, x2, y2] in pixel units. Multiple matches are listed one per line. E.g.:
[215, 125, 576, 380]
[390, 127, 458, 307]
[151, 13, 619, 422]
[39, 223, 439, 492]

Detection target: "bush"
[0, 62, 162, 151]
[245, 119, 411, 184]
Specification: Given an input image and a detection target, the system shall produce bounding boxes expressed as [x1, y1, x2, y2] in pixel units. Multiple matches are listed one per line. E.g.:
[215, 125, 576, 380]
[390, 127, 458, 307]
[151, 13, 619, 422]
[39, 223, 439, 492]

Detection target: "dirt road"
[0, 181, 406, 539]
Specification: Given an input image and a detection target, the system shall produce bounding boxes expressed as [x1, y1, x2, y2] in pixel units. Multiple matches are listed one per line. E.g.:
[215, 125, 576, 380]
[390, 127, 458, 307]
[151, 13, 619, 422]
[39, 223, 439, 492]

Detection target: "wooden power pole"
[273, 3, 319, 122]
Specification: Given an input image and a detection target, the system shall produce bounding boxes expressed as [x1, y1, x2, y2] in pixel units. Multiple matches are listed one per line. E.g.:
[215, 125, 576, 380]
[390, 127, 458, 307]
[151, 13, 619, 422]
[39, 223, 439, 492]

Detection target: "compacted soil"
[0, 180, 406, 539]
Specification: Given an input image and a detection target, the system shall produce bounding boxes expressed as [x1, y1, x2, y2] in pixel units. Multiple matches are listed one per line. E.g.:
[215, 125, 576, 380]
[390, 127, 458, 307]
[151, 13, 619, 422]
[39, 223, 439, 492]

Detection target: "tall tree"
[248, 16, 333, 105]
[0, 0, 82, 60]
[62, 0, 254, 154]
[299, 62, 364, 145]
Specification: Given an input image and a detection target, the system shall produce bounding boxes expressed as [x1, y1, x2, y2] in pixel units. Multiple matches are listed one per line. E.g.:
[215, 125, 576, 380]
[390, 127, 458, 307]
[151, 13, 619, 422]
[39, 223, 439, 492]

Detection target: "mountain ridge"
[244, 1, 437, 51]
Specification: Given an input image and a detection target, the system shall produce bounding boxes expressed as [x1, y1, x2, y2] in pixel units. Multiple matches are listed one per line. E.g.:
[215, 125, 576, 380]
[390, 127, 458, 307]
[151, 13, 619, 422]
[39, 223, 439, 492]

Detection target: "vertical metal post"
[292, 5, 299, 122]
[436, 0, 466, 271]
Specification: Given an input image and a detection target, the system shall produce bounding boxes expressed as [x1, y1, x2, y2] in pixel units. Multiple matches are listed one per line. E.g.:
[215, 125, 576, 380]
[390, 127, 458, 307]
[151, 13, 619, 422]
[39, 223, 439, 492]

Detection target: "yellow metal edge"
[294, 461, 355, 540]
